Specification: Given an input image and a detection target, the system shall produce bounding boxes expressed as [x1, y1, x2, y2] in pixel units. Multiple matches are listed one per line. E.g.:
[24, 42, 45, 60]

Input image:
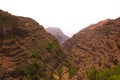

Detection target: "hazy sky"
[0, 0, 120, 37]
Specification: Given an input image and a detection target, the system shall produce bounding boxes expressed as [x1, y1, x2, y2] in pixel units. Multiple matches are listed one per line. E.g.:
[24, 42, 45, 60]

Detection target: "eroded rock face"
[46, 27, 69, 44]
[0, 10, 65, 80]
[63, 18, 120, 80]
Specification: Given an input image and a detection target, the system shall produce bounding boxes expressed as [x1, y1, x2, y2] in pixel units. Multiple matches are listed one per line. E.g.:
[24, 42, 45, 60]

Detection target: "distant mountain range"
[46, 27, 69, 44]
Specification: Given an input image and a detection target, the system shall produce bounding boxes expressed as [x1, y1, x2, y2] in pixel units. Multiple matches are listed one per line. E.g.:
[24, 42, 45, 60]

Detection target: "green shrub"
[45, 41, 61, 53]
[88, 68, 99, 80]
[19, 63, 41, 80]
[88, 64, 120, 80]
[69, 66, 80, 78]
[96, 69, 112, 80]
[108, 75, 120, 80]
[31, 50, 42, 60]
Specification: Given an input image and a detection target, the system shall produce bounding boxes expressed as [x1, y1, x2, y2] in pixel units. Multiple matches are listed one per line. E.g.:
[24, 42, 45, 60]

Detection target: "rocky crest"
[64, 17, 120, 80]
[46, 27, 69, 44]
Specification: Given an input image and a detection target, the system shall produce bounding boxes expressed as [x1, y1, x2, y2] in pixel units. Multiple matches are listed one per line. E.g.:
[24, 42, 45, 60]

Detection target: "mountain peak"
[46, 27, 69, 44]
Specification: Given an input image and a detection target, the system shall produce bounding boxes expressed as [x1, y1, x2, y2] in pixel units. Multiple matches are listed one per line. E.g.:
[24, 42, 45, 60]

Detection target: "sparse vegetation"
[18, 50, 44, 80]
[18, 63, 41, 80]
[1, 9, 120, 80]
[64, 60, 80, 78]
[63, 17, 120, 80]
[45, 40, 61, 53]
[69, 66, 80, 78]
[0, 10, 18, 27]
[31, 49, 42, 60]
[88, 64, 120, 80]
[88, 68, 99, 80]
[0, 10, 65, 80]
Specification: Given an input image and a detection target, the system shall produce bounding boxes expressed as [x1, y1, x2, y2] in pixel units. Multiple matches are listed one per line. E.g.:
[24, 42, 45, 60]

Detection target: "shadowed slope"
[0, 10, 65, 80]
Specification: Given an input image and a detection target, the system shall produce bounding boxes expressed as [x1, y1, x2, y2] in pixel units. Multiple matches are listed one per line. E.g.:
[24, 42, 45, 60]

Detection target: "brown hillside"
[0, 10, 65, 80]
[63, 17, 120, 80]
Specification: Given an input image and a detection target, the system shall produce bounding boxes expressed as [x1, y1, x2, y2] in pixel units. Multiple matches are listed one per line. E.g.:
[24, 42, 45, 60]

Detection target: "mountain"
[1, 9, 120, 80]
[63, 17, 120, 80]
[46, 27, 69, 44]
[0, 10, 66, 80]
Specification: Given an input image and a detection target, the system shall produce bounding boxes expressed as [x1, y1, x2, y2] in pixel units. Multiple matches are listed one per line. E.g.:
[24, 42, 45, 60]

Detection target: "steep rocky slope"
[46, 27, 69, 44]
[64, 18, 120, 80]
[0, 10, 66, 80]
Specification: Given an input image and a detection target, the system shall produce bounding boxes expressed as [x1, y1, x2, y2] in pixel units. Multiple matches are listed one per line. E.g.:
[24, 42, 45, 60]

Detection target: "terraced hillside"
[64, 18, 120, 80]
[0, 10, 66, 80]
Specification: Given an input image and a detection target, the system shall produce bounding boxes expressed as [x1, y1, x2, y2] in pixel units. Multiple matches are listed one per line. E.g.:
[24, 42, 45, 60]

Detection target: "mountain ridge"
[1, 9, 120, 80]
[46, 27, 69, 44]
[0, 10, 66, 80]
[63, 17, 120, 80]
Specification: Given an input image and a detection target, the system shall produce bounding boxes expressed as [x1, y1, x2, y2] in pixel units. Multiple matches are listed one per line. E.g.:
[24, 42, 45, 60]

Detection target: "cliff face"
[64, 18, 120, 80]
[0, 10, 65, 80]
[46, 27, 69, 44]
